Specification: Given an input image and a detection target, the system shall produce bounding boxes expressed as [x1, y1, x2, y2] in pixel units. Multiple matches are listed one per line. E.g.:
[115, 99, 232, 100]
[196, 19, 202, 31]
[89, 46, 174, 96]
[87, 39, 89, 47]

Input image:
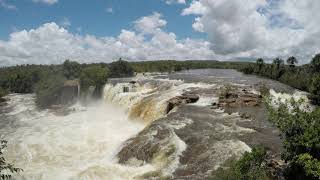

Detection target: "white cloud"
[0, 14, 217, 66]
[32, 0, 58, 5]
[134, 12, 167, 34]
[182, 0, 320, 63]
[0, 0, 17, 10]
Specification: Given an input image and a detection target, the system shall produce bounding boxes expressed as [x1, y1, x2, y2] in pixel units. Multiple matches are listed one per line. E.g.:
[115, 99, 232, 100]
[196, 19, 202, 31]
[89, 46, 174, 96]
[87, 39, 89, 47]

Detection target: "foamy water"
[0, 94, 155, 180]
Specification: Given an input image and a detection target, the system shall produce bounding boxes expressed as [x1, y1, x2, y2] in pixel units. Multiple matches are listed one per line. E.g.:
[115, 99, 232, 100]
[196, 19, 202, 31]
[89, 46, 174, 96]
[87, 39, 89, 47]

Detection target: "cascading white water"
[1, 94, 155, 180]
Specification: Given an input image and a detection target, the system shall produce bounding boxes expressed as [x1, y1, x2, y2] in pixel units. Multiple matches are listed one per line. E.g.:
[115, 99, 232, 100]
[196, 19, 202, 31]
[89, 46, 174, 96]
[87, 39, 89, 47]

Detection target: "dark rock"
[166, 93, 199, 113]
[218, 89, 262, 108]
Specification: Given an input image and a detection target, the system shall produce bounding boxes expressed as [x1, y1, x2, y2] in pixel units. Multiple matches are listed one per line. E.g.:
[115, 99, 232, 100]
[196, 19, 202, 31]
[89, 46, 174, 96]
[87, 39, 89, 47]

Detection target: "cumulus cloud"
[134, 12, 167, 34]
[0, 13, 217, 66]
[32, 0, 58, 5]
[182, 0, 320, 63]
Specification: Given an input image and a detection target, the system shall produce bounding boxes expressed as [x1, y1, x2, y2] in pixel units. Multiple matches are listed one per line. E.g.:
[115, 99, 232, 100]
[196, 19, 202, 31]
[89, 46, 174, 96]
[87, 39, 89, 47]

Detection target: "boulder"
[167, 93, 199, 113]
[218, 89, 262, 108]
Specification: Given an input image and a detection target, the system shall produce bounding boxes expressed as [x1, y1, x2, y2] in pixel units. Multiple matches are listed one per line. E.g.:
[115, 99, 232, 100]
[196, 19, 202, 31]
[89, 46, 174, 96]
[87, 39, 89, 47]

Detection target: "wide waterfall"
[0, 94, 155, 180]
[0, 69, 301, 179]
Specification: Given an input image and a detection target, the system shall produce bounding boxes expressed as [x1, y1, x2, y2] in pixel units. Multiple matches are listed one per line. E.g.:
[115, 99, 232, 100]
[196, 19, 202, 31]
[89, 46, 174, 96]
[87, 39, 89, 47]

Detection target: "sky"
[0, 0, 320, 66]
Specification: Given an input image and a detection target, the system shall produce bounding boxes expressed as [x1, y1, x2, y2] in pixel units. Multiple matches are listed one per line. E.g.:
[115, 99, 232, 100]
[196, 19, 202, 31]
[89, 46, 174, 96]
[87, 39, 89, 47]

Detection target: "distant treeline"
[130, 60, 251, 73]
[239, 54, 320, 105]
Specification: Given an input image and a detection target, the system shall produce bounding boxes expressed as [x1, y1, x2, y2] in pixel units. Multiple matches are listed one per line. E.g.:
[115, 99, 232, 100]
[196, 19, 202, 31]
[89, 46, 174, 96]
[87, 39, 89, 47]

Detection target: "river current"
[0, 69, 308, 179]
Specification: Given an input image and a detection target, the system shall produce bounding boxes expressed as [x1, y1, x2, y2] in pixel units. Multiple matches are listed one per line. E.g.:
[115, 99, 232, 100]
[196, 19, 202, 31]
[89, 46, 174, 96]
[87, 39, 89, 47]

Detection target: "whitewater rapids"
[0, 94, 154, 180]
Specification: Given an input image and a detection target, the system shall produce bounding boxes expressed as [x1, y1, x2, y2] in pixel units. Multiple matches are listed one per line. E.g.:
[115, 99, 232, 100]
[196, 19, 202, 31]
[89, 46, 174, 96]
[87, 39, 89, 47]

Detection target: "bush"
[109, 59, 134, 78]
[266, 99, 320, 179]
[210, 147, 270, 180]
[80, 65, 109, 97]
[35, 73, 66, 108]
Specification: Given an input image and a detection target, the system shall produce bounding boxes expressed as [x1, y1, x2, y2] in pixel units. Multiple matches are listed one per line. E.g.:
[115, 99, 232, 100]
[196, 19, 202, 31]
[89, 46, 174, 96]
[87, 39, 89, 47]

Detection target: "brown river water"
[0, 69, 306, 180]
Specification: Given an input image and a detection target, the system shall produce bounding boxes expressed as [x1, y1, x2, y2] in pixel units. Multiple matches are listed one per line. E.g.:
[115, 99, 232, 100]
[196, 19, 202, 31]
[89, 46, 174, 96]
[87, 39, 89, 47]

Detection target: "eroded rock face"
[167, 93, 199, 113]
[218, 89, 262, 108]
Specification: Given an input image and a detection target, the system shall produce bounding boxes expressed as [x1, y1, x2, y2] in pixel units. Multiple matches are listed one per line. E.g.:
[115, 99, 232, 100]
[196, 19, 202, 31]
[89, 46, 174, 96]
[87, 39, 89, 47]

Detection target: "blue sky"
[0, 0, 204, 40]
[0, 0, 319, 66]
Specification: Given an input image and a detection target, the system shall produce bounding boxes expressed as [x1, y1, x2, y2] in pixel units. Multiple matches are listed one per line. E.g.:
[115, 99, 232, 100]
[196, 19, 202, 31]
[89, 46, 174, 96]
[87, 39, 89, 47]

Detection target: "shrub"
[210, 147, 270, 180]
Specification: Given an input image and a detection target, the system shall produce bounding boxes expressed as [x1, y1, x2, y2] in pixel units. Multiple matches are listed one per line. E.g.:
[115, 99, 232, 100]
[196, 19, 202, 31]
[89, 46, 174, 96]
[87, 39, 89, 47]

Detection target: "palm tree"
[256, 58, 264, 71]
[287, 56, 298, 68]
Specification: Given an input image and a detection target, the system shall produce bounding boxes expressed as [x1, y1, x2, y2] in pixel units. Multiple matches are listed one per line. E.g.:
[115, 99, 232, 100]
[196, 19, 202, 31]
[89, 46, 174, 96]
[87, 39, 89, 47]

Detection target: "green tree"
[256, 58, 264, 72]
[211, 147, 270, 180]
[0, 140, 22, 179]
[311, 53, 320, 73]
[80, 65, 109, 97]
[62, 60, 81, 79]
[287, 56, 298, 69]
[267, 99, 320, 179]
[309, 75, 320, 105]
[109, 58, 134, 78]
[273, 58, 284, 70]
[35, 73, 66, 108]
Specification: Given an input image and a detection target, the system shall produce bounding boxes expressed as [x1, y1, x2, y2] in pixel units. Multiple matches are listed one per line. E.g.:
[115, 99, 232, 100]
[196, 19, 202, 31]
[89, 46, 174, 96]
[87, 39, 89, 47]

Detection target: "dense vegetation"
[131, 60, 250, 73]
[211, 147, 270, 180]
[266, 99, 320, 179]
[0, 59, 133, 108]
[240, 53, 320, 105]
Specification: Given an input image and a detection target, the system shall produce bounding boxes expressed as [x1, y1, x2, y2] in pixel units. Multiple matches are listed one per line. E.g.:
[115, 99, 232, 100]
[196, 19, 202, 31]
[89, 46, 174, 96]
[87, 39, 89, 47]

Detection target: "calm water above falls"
[0, 69, 302, 179]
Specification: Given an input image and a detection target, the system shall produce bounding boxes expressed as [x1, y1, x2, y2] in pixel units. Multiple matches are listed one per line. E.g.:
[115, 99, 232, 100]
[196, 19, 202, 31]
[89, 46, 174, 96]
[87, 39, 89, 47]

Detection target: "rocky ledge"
[166, 93, 199, 113]
[217, 88, 262, 108]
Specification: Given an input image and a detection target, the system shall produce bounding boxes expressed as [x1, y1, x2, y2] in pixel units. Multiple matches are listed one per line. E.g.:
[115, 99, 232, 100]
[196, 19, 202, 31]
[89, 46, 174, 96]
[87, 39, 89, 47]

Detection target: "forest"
[240, 53, 320, 105]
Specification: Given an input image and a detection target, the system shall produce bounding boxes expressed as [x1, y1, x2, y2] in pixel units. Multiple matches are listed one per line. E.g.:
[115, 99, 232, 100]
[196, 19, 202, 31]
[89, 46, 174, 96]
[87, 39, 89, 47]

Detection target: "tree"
[211, 147, 270, 180]
[311, 53, 320, 73]
[273, 58, 284, 70]
[62, 60, 81, 79]
[256, 58, 264, 72]
[109, 58, 134, 78]
[309, 75, 320, 105]
[287, 56, 298, 68]
[80, 65, 109, 97]
[266, 99, 320, 179]
[0, 140, 22, 179]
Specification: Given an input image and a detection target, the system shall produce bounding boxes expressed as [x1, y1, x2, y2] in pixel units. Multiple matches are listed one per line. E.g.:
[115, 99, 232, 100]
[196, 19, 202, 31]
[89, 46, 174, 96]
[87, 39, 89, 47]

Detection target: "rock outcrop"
[218, 89, 262, 108]
[166, 93, 199, 113]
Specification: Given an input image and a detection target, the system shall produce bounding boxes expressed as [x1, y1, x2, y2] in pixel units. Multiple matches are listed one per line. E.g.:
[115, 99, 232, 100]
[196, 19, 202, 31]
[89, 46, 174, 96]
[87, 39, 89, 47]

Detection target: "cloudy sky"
[0, 0, 319, 66]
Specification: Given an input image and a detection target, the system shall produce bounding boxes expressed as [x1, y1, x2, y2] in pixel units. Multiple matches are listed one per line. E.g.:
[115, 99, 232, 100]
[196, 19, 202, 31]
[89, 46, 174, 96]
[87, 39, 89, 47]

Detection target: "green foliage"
[309, 75, 320, 105]
[210, 147, 270, 180]
[311, 53, 320, 73]
[287, 56, 298, 68]
[35, 73, 66, 108]
[63, 60, 81, 79]
[266, 99, 320, 179]
[131, 60, 251, 73]
[239, 55, 320, 105]
[0, 140, 22, 179]
[256, 58, 264, 71]
[109, 59, 134, 78]
[80, 65, 109, 95]
[0, 87, 7, 100]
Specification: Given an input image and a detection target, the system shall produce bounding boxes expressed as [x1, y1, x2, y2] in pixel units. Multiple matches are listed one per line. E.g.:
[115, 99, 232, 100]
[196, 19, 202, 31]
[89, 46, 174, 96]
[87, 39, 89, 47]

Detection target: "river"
[0, 69, 305, 180]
